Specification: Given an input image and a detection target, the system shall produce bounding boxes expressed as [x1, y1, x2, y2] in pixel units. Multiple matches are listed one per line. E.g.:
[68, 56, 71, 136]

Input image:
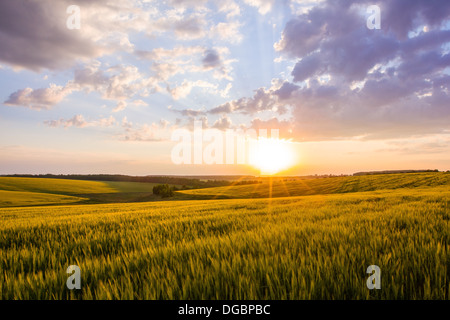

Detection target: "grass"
[0, 173, 449, 299]
[101, 181, 179, 193]
[0, 190, 87, 207]
[0, 177, 118, 195]
[0, 177, 184, 206]
[0, 177, 179, 195]
[179, 172, 450, 199]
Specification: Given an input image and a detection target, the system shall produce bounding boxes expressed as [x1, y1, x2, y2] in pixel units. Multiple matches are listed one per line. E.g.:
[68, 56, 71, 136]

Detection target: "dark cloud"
[209, 102, 236, 114]
[193, 0, 450, 141]
[202, 49, 221, 69]
[378, 0, 450, 39]
[0, 0, 100, 71]
[277, 0, 450, 82]
[172, 108, 206, 117]
[397, 51, 450, 81]
[209, 88, 277, 115]
[291, 54, 322, 83]
[359, 78, 416, 108]
[401, 29, 450, 55]
[250, 118, 295, 140]
[273, 81, 300, 100]
[212, 115, 233, 130]
[270, 0, 450, 140]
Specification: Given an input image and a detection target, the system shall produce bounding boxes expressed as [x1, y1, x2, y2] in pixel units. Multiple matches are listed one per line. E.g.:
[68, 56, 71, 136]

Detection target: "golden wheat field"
[0, 173, 449, 299]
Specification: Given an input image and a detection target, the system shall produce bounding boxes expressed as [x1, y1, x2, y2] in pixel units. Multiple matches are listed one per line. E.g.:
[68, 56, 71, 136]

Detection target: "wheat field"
[0, 173, 449, 299]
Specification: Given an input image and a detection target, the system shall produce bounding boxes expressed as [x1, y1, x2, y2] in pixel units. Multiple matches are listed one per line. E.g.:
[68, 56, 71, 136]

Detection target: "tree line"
[2, 174, 261, 189]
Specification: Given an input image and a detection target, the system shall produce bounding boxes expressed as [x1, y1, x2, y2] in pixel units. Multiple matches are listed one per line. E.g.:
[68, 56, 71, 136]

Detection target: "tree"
[153, 184, 175, 198]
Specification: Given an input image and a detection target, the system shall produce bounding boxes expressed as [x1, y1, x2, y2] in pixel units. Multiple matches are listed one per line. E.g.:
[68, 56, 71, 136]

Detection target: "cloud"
[377, 0, 450, 39]
[210, 21, 243, 44]
[4, 61, 155, 111]
[200, 48, 236, 81]
[132, 99, 148, 107]
[276, 0, 450, 82]
[208, 81, 291, 115]
[171, 108, 206, 117]
[45, 113, 167, 143]
[152, 10, 207, 40]
[249, 117, 295, 139]
[289, 0, 326, 15]
[44, 115, 116, 128]
[101, 65, 147, 101]
[137, 45, 236, 87]
[202, 49, 222, 69]
[0, 0, 153, 71]
[220, 83, 233, 98]
[216, 0, 241, 19]
[159, 119, 170, 129]
[5, 0, 450, 146]
[5, 60, 155, 110]
[174, 16, 207, 39]
[120, 120, 169, 142]
[169, 0, 209, 8]
[136, 46, 205, 61]
[151, 62, 185, 82]
[208, 102, 235, 115]
[212, 114, 233, 130]
[0, 1, 95, 71]
[243, 0, 274, 15]
[4, 84, 74, 110]
[266, 0, 450, 140]
[291, 54, 323, 83]
[167, 80, 218, 100]
[113, 101, 127, 112]
[273, 81, 300, 100]
[74, 62, 153, 109]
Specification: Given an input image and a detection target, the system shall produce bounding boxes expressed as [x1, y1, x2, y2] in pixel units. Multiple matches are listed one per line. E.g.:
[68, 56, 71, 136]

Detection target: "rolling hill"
[179, 172, 450, 199]
[0, 172, 448, 299]
[0, 177, 172, 206]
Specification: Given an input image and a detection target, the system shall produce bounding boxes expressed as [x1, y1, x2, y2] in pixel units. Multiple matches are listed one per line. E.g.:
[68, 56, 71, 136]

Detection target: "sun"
[249, 137, 298, 175]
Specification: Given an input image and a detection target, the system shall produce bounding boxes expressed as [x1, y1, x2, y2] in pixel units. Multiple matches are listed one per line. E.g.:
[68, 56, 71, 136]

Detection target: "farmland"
[179, 172, 450, 199]
[0, 177, 177, 206]
[0, 190, 87, 207]
[0, 173, 449, 299]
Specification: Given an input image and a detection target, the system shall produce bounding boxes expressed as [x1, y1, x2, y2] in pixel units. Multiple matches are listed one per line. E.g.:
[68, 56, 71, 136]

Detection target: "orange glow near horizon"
[249, 137, 299, 176]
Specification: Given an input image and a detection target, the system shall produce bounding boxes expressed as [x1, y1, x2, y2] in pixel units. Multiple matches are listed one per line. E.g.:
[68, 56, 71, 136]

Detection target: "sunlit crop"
[0, 173, 449, 299]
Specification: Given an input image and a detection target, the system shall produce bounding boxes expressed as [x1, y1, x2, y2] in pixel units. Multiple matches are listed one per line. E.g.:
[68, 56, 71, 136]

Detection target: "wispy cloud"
[44, 115, 116, 128]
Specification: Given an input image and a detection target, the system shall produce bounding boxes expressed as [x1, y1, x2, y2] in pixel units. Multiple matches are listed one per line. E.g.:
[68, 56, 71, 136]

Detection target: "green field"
[0, 177, 118, 195]
[0, 190, 87, 207]
[0, 174, 449, 299]
[0, 177, 177, 206]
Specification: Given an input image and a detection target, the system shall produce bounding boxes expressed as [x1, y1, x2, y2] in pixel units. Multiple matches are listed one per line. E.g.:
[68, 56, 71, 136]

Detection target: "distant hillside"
[0, 177, 117, 195]
[180, 172, 450, 199]
[353, 169, 439, 176]
[1, 174, 260, 189]
[0, 177, 170, 206]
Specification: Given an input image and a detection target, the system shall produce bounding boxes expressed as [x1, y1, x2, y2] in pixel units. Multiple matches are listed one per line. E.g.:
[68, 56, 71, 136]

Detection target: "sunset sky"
[1, 0, 450, 176]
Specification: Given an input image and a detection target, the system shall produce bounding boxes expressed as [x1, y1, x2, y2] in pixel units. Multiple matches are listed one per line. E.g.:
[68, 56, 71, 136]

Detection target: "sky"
[0, 0, 449, 176]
